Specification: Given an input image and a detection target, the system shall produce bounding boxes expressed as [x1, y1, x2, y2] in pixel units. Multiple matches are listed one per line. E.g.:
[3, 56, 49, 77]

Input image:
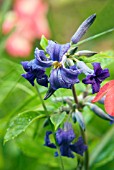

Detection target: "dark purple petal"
[34, 48, 53, 68]
[46, 40, 70, 62]
[44, 131, 56, 149]
[92, 79, 100, 93]
[22, 72, 35, 86]
[44, 86, 55, 100]
[36, 74, 48, 87]
[92, 62, 102, 75]
[82, 75, 95, 84]
[70, 137, 87, 156]
[60, 145, 75, 158]
[98, 68, 110, 81]
[71, 14, 96, 44]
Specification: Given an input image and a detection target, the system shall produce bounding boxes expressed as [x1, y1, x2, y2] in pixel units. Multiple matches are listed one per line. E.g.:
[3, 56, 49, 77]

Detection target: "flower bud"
[71, 14, 96, 44]
[72, 110, 85, 131]
[75, 50, 97, 57]
[86, 102, 114, 121]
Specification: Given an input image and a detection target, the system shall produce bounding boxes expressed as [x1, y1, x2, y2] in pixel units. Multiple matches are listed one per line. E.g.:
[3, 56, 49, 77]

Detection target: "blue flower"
[21, 14, 97, 98]
[44, 122, 87, 158]
[82, 62, 110, 93]
[34, 45, 81, 99]
[21, 59, 48, 87]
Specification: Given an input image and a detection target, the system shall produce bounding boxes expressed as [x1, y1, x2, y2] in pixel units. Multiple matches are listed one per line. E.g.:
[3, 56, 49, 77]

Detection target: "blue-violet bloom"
[82, 62, 110, 93]
[21, 59, 48, 87]
[44, 122, 87, 158]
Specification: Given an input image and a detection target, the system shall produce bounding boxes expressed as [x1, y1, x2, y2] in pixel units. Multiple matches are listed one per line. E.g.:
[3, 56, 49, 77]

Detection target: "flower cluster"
[21, 14, 110, 99]
[44, 122, 87, 158]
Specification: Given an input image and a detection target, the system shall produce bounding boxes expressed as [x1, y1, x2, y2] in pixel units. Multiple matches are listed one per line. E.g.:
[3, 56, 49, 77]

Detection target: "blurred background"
[0, 0, 114, 170]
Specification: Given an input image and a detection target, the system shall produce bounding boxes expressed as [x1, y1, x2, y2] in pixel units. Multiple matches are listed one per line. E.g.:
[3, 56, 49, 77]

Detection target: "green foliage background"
[0, 0, 114, 170]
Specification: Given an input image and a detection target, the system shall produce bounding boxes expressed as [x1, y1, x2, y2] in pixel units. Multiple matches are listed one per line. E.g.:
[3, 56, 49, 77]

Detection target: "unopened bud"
[75, 50, 97, 57]
[71, 14, 96, 44]
[72, 110, 85, 131]
[86, 102, 114, 121]
[76, 61, 93, 75]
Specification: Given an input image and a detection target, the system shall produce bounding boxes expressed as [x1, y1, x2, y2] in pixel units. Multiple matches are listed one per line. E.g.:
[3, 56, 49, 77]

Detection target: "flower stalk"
[72, 85, 89, 170]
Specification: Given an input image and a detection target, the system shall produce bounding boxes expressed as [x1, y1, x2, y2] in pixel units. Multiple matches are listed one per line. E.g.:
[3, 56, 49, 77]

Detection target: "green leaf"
[40, 35, 48, 50]
[89, 126, 114, 167]
[50, 112, 66, 130]
[4, 111, 46, 143]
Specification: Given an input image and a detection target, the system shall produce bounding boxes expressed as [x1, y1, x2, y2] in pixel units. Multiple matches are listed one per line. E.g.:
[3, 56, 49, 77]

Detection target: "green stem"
[35, 84, 64, 170]
[35, 85, 47, 112]
[72, 85, 89, 170]
[72, 28, 114, 47]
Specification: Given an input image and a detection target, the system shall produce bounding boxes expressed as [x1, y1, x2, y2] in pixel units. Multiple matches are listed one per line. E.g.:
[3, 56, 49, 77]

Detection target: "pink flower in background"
[2, 0, 50, 58]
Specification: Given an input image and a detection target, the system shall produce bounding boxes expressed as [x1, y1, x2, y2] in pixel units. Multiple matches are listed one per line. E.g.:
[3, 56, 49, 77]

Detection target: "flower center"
[52, 61, 62, 69]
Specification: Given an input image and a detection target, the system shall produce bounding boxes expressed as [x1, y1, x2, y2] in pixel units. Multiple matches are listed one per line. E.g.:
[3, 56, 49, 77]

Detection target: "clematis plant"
[20, 14, 114, 170]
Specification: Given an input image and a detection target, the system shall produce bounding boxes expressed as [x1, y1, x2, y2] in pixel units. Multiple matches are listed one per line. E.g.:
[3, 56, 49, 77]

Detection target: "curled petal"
[44, 131, 56, 148]
[27, 59, 45, 71]
[71, 14, 96, 44]
[21, 61, 30, 72]
[49, 66, 80, 91]
[22, 72, 35, 86]
[60, 66, 80, 84]
[46, 40, 70, 62]
[35, 47, 53, 67]
[70, 137, 87, 156]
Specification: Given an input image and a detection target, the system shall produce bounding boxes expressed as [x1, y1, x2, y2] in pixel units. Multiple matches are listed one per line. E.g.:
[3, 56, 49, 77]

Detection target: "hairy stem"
[72, 85, 89, 170]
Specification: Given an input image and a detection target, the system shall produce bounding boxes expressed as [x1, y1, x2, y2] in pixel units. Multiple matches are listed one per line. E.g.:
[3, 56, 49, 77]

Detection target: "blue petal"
[60, 145, 75, 158]
[34, 48, 53, 68]
[21, 61, 30, 72]
[56, 128, 75, 145]
[49, 66, 80, 90]
[71, 14, 96, 44]
[36, 74, 48, 87]
[70, 137, 87, 156]
[44, 131, 56, 149]
[27, 59, 45, 71]
[22, 72, 35, 86]
[60, 66, 80, 84]
[46, 40, 70, 62]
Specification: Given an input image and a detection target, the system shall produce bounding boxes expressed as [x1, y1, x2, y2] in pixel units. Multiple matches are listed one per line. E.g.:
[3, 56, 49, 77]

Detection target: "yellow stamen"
[52, 61, 62, 69]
